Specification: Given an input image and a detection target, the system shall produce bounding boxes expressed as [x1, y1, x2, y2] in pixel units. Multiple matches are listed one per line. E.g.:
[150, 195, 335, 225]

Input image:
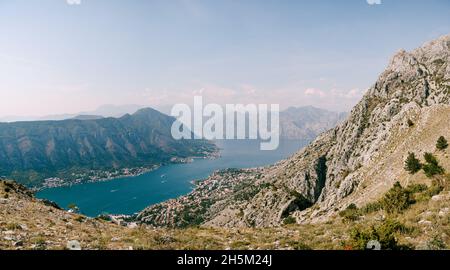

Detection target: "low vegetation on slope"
[338, 139, 450, 250]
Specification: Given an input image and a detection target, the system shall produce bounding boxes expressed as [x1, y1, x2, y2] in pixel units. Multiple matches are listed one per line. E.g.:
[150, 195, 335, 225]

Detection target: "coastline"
[35, 165, 161, 192]
[35, 149, 222, 192]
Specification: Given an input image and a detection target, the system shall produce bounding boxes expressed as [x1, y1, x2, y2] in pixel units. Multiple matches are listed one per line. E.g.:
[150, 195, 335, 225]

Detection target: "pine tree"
[436, 136, 448, 150]
[404, 152, 421, 174]
[423, 152, 445, 177]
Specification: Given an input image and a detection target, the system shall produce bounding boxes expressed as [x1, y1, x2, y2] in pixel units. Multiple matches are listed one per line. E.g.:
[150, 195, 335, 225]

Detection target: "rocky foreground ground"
[1, 175, 449, 250]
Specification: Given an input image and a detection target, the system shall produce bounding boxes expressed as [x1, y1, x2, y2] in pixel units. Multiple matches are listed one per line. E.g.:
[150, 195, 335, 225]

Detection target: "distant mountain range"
[0, 102, 346, 187]
[0, 104, 145, 123]
[189, 106, 346, 141]
[0, 108, 216, 187]
[70, 115, 104, 120]
[1, 104, 347, 141]
[280, 106, 347, 140]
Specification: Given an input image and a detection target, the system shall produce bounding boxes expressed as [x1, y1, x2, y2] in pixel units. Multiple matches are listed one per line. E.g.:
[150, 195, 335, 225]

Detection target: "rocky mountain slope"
[2, 179, 449, 250]
[137, 34, 450, 228]
[0, 108, 216, 187]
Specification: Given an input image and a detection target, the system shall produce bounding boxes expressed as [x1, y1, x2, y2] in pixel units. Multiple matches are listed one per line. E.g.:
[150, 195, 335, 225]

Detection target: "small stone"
[111, 237, 121, 242]
[418, 220, 432, 226]
[431, 195, 443, 201]
[438, 208, 449, 217]
[421, 211, 433, 218]
[66, 240, 81, 250]
[127, 222, 138, 229]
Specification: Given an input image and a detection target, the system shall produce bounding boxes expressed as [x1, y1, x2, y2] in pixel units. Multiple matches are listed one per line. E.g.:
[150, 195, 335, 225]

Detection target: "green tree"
[380, 182, 413, 214]
[283, 216, 296, 225]
[350, 219, 408, 250]
[422, 153, 444, 178]
[339, 203, 360, 222]
[404, 152, 422, 174]
[436, 136, 448, 150]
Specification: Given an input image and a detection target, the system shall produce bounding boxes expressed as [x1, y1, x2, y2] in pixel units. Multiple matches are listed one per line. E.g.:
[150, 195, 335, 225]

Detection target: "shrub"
[74, 215, 86, 223]
[426, 235, 447, 250]
[405, 183, 428, 194]
[404, 153, 422, 174]
[339, 203, 360, 222]
[422, 153, 444, 177]
[293, 242, 312, 250]
[424, 152, 438, 164]
[424, 180, 444, 198]
[436, 136, 448, 150]
[350, 226, 389, 250]
[96, 214, 112, 221]
[283, 216, 296, 225]
[405, 180, 445, 202]
[380, 182, 413, 214]
[360, 201, 382, 214]
[6, 223, 21, 230]
[377, 219, 410, 235]
[349, 219, 409, 250]
[347, 203, 358, 210]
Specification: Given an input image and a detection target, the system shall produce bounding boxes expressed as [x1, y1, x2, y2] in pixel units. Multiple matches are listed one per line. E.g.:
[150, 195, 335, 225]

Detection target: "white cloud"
[366, 0, 382, 5]
[66, 0, 82, 5]
[129, 83, 367, 115]
[345, 88, 362, 98]
[304, 88, 326, 98]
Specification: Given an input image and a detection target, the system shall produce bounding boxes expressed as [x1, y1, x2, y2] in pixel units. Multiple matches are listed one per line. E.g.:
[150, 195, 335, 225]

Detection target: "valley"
[35, 139, 308, 217]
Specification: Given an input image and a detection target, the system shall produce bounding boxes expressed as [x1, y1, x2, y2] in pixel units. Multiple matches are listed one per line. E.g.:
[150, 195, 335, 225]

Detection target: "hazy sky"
[0, 0, 449, 117]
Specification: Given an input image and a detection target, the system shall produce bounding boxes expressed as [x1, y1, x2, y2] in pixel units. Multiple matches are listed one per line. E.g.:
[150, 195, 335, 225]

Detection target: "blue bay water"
[36, 139, 308, 217]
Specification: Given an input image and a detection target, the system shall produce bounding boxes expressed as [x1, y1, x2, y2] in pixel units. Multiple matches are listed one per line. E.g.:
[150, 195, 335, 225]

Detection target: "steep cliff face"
[137, 35, 450, 228]
[304, 34, 450, 219]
